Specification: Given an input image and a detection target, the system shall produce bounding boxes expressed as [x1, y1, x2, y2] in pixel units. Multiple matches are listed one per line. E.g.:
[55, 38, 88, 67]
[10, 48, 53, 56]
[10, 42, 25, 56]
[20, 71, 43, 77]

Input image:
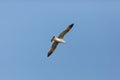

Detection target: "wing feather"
[58, 23, 74, 39]
[48, 42, 59, 57]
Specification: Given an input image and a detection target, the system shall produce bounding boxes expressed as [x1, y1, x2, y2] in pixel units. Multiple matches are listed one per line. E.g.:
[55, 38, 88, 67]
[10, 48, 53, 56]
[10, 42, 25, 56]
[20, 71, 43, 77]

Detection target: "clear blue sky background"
[0, 0, 120, 80]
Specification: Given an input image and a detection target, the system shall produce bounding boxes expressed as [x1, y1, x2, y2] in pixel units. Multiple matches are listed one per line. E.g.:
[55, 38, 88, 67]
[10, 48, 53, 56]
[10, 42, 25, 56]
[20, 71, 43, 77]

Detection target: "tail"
[51, 36, 55, 42]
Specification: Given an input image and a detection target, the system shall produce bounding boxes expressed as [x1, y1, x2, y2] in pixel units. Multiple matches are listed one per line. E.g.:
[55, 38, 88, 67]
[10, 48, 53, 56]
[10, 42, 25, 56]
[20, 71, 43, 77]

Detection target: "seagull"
[48, 23, 74, 57]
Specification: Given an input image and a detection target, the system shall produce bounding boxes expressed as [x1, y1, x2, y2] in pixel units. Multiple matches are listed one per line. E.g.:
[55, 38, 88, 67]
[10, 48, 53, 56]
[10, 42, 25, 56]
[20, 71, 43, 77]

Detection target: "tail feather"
[51, 36, 55, 42]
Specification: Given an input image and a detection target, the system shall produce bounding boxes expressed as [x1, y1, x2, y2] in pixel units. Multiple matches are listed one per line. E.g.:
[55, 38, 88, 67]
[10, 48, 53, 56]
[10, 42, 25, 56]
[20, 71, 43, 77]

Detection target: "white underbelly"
[54, 37, 65, 43]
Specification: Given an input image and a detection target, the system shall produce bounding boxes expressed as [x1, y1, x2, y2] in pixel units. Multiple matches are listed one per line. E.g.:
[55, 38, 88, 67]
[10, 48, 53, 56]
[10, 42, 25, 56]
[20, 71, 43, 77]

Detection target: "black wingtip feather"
[47, 53, 51, 57]
[47, 51, 53, 57]
[70, 23, 74, 27]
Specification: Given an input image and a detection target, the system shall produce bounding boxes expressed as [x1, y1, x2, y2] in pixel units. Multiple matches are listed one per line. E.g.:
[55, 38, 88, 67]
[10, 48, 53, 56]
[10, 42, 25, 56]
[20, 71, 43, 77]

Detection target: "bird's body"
[52, 37, 66, 43]
[48, 23, 74, 57]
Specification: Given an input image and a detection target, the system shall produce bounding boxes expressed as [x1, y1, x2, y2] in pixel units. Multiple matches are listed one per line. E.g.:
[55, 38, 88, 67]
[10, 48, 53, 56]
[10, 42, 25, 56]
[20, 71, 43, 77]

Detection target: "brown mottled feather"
[58, 23, 74, 39]
[48, 42, 58, 57]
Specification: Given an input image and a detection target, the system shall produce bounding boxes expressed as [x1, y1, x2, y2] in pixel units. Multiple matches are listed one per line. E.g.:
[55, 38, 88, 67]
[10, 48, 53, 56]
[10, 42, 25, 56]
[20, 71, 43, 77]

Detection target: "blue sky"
[0, 0, 120, 80]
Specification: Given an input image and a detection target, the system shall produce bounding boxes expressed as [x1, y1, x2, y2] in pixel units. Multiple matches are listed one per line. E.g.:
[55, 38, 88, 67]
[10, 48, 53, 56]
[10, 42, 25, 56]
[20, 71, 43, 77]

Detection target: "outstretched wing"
[58, 23, 74, 39]
[48, 42, 59, 57]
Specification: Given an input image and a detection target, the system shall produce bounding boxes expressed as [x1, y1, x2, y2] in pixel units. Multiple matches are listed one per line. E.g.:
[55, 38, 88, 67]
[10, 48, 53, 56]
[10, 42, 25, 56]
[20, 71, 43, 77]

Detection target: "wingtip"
[47, 54, 50, 57]
[47, 52, 52, 57]
[69, 23, 74, 28]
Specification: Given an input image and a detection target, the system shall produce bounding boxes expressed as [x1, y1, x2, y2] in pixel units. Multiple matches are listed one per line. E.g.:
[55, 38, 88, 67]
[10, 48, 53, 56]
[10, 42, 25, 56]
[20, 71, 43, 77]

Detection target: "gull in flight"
[48, 23, 74, 57]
